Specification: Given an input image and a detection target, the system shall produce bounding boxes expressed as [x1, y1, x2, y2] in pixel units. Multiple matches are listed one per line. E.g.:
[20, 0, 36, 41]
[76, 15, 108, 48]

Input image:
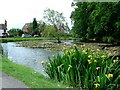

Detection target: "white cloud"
[0, 0, 73, 29]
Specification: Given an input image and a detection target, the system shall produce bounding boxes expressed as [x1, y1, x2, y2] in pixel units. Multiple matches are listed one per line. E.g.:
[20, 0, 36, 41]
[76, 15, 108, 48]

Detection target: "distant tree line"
[71, 2, 120, 43]
[8, 8, 70, 43]
[8, 28, 24, 37]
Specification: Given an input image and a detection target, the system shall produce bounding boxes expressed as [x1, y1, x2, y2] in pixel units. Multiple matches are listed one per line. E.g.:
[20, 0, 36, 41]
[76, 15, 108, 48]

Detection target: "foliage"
[43, 8, 68, 31]
[41, 25, 70, 42]
[32, 18, 38, 30]
[43, 8, 70, 42]
[31, 28, 40, 36]
[8, 28, 24, 37]
[43, 45, 120, 89]
[32, 18, 39, 36]
[25, 20, 46, 36]
[102, 36, 115, 43]
[41, 25, 57, 37]
[71, 2, 120, 42]
[37, 21, 46, 36]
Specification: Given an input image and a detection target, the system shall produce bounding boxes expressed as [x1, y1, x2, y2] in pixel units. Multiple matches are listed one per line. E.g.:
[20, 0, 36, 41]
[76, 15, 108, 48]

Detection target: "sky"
[0, 0, 74, 30]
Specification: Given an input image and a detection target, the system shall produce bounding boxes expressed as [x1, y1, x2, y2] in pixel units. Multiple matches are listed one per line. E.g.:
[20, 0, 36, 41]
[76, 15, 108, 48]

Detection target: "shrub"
[107, 36, 114, 43]
[102, 36, 115, 43]
[42, 45, 120, 89]
[102, 36, 108, 42]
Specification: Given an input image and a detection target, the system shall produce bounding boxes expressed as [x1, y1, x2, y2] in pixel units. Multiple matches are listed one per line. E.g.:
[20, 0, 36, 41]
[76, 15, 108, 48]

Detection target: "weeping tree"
[43, 8, 69, 43]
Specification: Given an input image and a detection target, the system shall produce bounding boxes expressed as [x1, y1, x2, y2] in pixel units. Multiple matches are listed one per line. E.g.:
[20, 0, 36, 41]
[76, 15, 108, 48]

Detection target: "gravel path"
[0, 71, 29, 89]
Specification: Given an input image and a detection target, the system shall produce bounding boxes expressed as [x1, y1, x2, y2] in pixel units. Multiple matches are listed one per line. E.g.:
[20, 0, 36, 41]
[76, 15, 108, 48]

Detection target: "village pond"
[1, 40, 119, 77]
[1, 42, 64, 77]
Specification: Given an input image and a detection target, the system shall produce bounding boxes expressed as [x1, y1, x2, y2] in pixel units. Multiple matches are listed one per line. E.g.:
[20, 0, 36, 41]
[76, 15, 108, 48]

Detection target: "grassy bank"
[0, 37, 48, 43]
[0, 37, 74, 43]
[0, 56, 67, 88]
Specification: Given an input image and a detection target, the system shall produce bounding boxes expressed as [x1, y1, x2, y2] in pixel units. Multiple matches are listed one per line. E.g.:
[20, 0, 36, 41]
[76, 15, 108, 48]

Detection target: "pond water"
[1, 42, 62, 77]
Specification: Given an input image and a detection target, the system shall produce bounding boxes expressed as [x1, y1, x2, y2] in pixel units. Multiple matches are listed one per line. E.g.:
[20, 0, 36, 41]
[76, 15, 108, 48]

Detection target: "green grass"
[0, 37, 48, 43]
[0, 37, 74, 43]
[0, 55, 68, 88]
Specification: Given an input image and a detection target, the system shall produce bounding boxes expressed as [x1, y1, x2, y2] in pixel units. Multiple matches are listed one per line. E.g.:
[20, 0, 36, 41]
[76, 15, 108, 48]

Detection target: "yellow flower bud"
[101, 55, 105, 58]
[113, 60, 118, 63]
[94, 83, 100, 88]
[52, 55, 55, 58]
[108, 73, 113, 78]
[64, 45, 66, 47]
[88, 48, 90, 50]
[94, 60, 97, 63]
[96, 67, 100, 70]
[41, 61, 44, 64]
[82, 50, 86, 53]
[85, 52, 87, 54]
[88, 60, 92, 64]
[108, 53, 112, 56]
[88, 55, 92, 58]
[97, 49, 100, 51]
[73, 44, 77, 47]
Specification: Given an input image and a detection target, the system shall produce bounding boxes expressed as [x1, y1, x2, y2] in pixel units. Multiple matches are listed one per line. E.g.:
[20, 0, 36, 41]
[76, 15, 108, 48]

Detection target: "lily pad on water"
[18, 40, 120, 56]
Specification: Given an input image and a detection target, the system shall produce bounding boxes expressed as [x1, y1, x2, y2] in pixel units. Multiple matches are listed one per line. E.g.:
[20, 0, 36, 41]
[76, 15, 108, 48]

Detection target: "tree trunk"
[57, 37, 61, 43]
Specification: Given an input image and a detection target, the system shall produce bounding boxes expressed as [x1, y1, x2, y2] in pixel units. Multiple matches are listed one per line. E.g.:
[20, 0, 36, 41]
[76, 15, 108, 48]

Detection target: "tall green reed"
[42, 44, 120, 89]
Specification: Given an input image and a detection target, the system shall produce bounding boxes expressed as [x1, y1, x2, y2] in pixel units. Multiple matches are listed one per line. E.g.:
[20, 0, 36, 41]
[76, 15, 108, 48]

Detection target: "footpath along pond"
[1, 42, 63, 77]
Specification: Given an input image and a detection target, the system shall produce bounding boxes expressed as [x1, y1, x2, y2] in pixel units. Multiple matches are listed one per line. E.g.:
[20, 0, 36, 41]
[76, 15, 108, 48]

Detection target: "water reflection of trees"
[0, 44, 8, 57]
[0, 44, 3, 55]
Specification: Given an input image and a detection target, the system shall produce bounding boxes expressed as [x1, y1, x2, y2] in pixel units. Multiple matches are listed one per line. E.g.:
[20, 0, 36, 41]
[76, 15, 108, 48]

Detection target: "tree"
[37, 21, 46, 36]
[8, 28, 23, 37]
[41, 25, 57, 37]
[32, 18, 39, 36]
[71, 2, 120, 42]
[89, 2, 120, 41]
[43, 8, 69, 43]
[33, 18, 38, 30]
[71, 2, 96, 39]
[17, 29, 24, 36]
[43, 8, 65, 31]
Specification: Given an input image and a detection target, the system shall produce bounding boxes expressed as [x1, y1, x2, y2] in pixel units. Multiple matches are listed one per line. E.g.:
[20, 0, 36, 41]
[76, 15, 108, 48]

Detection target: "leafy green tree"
[33, 18, 38, 30]
[89, 2, 120, 41]
[17, 29, 24, 36]
[8, 28, 17, 36]
[37, 21, 46, 36]
[71, 2, 120, 42]
[8, 28, 23, 37]
[43, 8, 66, 31]
[43, 8, 70, 42]
[32, 18, 39, 36]
[71, 2, 96, 38]
[41, 25, 56, 37]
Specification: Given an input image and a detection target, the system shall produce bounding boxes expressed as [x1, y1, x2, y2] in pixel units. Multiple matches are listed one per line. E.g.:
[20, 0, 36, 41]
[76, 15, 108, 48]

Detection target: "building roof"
[0, 24, 4, 30]
[22, 23, 31, 30]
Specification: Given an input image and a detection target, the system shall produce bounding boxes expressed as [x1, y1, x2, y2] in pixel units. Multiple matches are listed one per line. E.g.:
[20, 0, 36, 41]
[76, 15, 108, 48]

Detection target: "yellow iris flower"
[94, 83, 100, 88]
[88, 60, 92, 64]
[108, 73, 113, 78]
